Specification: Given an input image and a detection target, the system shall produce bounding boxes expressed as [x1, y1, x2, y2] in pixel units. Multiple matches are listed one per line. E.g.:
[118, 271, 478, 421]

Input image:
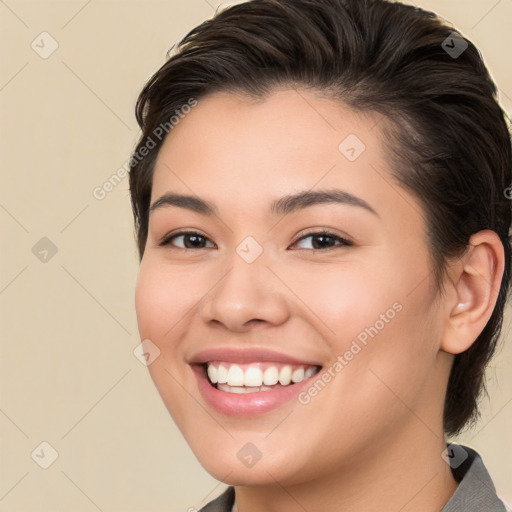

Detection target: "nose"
[198, 252, 290, 333]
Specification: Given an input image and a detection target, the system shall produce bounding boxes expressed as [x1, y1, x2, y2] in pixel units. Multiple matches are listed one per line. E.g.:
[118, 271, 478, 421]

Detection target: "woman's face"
[135, 89, 452, 486]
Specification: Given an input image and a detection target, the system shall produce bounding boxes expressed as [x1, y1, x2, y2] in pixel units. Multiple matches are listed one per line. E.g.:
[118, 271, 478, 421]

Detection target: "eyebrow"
[149, 189, 378, 217]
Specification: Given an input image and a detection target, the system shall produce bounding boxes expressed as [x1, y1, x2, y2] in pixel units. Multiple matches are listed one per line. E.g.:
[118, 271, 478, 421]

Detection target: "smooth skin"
[135, 89, 504, 512]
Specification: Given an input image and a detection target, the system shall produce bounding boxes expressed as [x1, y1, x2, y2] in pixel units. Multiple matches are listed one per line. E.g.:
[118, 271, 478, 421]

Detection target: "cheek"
[285, 252, 440, 401]
[274, 259, 403, 346]
[134, 258, 203, 340]
[134, 259, 201, 426]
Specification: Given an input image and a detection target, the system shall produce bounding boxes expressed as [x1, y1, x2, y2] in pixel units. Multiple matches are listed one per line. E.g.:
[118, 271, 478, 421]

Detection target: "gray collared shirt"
[441, 445, 508, 512]
[199, 445, 508, 511]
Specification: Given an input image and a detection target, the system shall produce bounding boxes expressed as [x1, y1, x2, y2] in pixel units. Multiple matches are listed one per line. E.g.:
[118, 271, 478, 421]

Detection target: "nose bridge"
[199, 238, 289, 330]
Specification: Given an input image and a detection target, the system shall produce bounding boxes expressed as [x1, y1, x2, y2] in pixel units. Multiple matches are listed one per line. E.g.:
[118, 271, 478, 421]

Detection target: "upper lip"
[188, 347, 323, 367]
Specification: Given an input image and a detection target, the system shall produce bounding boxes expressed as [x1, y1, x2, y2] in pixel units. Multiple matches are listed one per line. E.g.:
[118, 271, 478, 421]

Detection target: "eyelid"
[158, 228, 353, 251]
[290, 229, 353, 250]
[158, 229, 215, 248]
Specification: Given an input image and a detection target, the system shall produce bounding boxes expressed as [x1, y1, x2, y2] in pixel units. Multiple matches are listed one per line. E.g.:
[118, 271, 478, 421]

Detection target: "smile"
[205, 362, 321, 393]
[188, 347, 324, 416]
[191, 362, 323, 416]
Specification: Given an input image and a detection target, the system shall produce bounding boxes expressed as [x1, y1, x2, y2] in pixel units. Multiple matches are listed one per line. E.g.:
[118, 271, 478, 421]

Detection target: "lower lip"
[192, 365, 319, 417]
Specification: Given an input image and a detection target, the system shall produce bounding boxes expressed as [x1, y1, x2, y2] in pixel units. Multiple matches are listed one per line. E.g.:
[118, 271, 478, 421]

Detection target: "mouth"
[201, 361, 322, 394]
[189, 347, 324, 416]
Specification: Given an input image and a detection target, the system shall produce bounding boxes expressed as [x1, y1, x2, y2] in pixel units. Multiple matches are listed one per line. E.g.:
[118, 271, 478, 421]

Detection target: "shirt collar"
[441, 444, 507, 512]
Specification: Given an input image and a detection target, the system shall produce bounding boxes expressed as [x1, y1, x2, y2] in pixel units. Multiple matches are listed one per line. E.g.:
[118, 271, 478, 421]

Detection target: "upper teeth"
[206, 362, 319, 387]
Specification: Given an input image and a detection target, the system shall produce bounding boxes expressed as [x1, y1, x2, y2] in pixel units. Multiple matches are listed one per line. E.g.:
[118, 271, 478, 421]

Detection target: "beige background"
[0, 0, 510, 510]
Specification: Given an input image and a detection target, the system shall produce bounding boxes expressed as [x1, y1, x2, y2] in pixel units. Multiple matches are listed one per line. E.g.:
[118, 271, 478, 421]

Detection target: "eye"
[158, 229, 352, 251]
[158, 230, 216, 250]
[290, 230, 352, 251]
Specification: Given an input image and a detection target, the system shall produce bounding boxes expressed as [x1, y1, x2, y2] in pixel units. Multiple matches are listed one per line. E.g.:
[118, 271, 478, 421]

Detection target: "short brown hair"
[129, 0, 512, 436]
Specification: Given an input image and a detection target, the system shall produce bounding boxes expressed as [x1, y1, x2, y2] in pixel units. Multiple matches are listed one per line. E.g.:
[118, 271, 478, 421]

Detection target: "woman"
[129, 0, 511, 510]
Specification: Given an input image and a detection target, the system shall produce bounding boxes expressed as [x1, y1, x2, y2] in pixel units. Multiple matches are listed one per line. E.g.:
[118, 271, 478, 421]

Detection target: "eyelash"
[158, 229, 353, 251]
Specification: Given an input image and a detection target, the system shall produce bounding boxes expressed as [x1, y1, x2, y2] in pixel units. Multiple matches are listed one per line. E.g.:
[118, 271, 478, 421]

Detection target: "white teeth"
[206, 362, 320, 391]
[218, 384, 265, 393]
[278, 366, 292, 385]
[263, 367, 279, 385]
[207, 365, 218, 384]
[244, 366, 263, 387]
[227, 365, 244, 386]
[291, 367, 305, 383]
[217, 364, 228, 384]
[304, 367, 316, 379]
[226, 384, 245, 394]
[217, 383, 285, 393]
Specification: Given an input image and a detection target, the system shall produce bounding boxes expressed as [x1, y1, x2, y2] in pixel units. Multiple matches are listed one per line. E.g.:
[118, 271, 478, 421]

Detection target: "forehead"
[150, 88, 419, 224]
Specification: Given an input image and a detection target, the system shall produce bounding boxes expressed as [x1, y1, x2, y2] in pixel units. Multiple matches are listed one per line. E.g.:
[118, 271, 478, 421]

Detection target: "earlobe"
[441, 230, 505, 355]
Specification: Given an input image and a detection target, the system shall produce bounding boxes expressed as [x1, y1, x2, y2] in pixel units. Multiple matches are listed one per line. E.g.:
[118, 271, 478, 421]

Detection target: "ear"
[441, 230, 505, 355]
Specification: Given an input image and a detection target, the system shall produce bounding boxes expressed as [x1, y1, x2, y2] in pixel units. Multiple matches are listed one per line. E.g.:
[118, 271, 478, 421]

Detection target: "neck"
[232, 425, 458, 512]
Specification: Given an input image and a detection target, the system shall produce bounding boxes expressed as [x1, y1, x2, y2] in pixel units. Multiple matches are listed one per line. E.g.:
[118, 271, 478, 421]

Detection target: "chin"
[191, 441, 311, 488]
[200, 460, 288, 487]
